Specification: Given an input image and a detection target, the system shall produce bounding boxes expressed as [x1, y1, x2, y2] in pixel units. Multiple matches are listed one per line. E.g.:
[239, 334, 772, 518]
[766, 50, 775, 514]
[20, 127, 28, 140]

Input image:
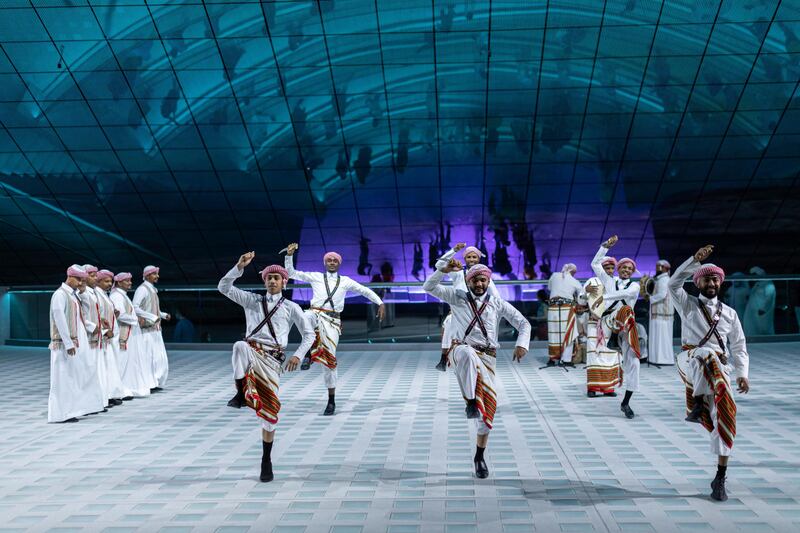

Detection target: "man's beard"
[700, 286, 718, 298]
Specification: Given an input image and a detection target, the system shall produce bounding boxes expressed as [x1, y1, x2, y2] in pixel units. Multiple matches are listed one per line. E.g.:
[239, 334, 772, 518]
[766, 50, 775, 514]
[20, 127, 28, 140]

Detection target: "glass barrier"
[4, 277, 800, 345]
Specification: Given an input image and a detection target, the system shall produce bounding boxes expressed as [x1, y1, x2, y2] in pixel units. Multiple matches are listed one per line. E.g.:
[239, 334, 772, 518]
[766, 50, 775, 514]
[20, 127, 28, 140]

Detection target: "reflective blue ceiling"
[1, 0, 799, 285]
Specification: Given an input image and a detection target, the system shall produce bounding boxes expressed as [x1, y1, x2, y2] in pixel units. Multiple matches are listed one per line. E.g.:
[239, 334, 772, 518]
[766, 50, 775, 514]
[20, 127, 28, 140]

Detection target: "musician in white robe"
[285, 243, 385, 416]
[585, 236, 642, 419]
[110, 272, 151, 397]
[546, 263, 583, 366]
[435, 243, 500, 371]
[219, 252, 315, 482]
[48, 266, 105, 422]
[669, 245, 749, 502]
[424, 261, 530, 479]
[647, 259, 674, 366]
[96, 270, 129, 404]
[133, 265, 170, 390]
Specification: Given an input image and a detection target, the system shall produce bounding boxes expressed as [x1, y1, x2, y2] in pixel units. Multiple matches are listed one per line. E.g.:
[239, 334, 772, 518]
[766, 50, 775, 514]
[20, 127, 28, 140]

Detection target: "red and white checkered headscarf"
[561, 263, 577, 277]
[601, 256, 617, 267]
[96, 269, 114, 280]
[617, 257, 637, 272]
[113, 272, 132, 282]
[67, 265, 88, 279]
[259, 265, 289, 283]
[143, 265, 159, 279]
[466, 264, 493, 282]
[656, 259, 671, 270]
[323, 252, 342, 264]
[82, 264, 98, 274]
[462, 246, 485, 259]
[693, 264, 725, 286]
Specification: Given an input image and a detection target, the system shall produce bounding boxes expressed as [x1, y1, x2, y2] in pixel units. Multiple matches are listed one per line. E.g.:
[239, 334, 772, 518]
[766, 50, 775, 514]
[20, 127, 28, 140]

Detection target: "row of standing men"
[48, 265, 170, 423]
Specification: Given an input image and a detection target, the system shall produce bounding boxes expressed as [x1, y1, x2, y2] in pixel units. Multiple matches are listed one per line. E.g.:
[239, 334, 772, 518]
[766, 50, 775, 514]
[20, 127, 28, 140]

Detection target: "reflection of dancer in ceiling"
[285, 243, 385, 416]
[357, 237, 372, 277]
[424, 261, 530, 479]
[411, 242, 424, 280]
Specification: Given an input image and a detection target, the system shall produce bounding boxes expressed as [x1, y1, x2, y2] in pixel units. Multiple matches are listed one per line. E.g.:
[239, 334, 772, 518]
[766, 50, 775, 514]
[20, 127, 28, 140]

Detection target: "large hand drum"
[584, 277, 606, 319]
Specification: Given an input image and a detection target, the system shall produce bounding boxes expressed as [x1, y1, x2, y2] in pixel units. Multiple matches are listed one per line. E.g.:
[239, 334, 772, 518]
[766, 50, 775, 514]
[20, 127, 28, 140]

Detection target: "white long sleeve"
[50, 288, 75, 351]
[110, 290, 138, 325]
[284, 255, 315, 282]
[288, 302, 316, 362]
[344, 278, 383, 306]
[649, 274, 669, 304]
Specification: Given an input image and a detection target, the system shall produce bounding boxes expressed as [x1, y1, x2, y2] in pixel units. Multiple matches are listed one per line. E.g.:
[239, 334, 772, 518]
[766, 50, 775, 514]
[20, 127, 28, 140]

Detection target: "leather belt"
[312, 307, 341, 319]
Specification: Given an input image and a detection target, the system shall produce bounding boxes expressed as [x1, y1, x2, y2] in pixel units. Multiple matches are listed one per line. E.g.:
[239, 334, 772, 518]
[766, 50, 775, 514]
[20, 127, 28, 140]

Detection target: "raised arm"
[669, 246, 713, 311]
[284, 243, 315, 282]
[218, 252, 259, 308]
[591, 235, 617, 283]
[423, 268, 459, 306]
[435, 242, 466, 271]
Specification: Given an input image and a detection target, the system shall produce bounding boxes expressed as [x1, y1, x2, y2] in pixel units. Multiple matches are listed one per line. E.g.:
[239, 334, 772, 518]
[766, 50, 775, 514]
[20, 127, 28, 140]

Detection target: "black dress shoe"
[300, 356, 312, 370]
[435, 354, 448, 372]
[562, 362, 576, 368]
[260, 460, 274, 482]
[122, 397, 134, 401]
[227, 392, 246, 409]
[710, 476, 728, 501]
[685, 403, 705, 424]
[62, 417, 79, 423]
[150, 387, 163, 393]
[587, 391, 597, 398]
[323, 402, 335, 416]
[621, 404, 635, 419]
[603, 391, 618, 397]
[546, 360, 556, 367]
[110, 398, 123, 406]
[465, 399, 480, 419]
[474, 458, 489, 478]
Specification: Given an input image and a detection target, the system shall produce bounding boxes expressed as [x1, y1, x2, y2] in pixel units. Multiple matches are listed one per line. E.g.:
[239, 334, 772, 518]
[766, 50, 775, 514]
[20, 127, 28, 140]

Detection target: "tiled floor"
[1, 343, 799, 533]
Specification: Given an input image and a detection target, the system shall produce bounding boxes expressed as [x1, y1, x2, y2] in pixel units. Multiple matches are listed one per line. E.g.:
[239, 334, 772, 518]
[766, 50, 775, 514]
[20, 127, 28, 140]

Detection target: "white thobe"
[648, 273, 674, 365]
[424, 269, 531, 435]
[110, 288, 152, 397]
[133, 280, 169, 388]
[669, 256, 749, 456]
[78, 287, 109, 403]
[591, 245, 641, 392]
[48, 284, 105, 422]
[219, 265, 316, 431]
[96, 287, 129, 399]
[436, 247, 500, 349]
[743, 280, 775, 336]
[285, 255, 383, 388]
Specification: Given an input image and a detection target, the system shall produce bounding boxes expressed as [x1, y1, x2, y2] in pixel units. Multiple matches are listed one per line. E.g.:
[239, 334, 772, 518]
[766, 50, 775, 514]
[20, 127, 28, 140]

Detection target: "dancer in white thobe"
[435, 243, 500, 371]
[110, 272, 152, 398]
[284, 243, 384, 416]
[585, 236, 642, 419]
[219, 252, 315, 482]
[669, 245, 750, 502]
[48, 266, 105, 422]
[133, 265, 170, 390]
[79, 264, 110, 408]
[424, 260, 530, 479]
